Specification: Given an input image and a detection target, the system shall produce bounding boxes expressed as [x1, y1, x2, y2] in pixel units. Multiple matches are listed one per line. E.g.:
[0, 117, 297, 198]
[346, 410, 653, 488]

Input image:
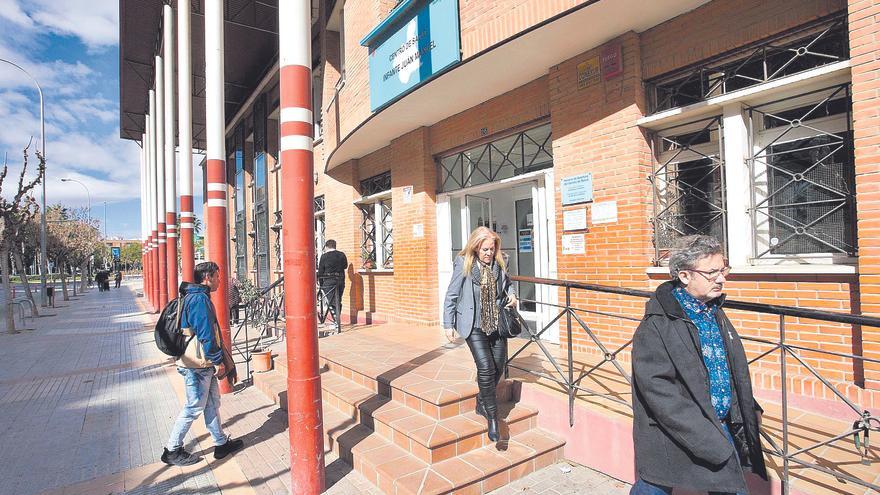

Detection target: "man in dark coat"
[631, 235, 767, 495]
[317, 239, 348, 326]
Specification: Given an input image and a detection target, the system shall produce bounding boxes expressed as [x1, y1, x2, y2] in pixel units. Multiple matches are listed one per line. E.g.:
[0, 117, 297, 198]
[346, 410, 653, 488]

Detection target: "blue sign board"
[561, 173, 593, 205]
[363, 0, 461, 111]
[111, 247, 121, 260]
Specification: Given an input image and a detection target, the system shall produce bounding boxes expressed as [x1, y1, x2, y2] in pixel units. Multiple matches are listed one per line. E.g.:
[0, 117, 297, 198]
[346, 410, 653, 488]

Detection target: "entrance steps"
[254, 350, 564, 494]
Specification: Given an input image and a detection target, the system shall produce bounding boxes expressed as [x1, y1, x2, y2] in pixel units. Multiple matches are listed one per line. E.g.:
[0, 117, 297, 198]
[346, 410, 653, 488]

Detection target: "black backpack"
[154, 297, 192, 357]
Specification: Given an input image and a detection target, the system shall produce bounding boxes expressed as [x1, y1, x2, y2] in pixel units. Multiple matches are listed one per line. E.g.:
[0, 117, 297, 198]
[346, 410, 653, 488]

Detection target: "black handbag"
[498, 304, 524, 338]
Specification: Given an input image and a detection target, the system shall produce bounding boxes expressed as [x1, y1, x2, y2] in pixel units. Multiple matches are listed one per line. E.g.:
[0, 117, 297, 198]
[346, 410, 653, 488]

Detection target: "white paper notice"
[591, 200, 618, 224]
[562, 234, 585, 255]
[563, 209, 587, 231]
[412, 223, 423, 238]
[403, 185, 413, 203]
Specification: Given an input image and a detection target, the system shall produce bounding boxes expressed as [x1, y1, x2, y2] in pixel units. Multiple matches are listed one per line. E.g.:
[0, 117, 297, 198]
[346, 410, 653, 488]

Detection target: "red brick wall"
[547, 31, 654, 354]
[429, 76, 550, 155]
[850, 0, 880, 388]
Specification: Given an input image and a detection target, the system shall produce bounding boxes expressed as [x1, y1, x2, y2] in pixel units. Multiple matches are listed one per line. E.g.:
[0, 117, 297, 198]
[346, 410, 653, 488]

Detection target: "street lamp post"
[0, 58, 48, 308]
[60, 178, 90, 223]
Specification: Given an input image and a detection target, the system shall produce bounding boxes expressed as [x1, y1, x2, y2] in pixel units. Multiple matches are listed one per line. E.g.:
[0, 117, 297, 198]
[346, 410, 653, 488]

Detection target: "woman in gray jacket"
[443, 226, 517, 442]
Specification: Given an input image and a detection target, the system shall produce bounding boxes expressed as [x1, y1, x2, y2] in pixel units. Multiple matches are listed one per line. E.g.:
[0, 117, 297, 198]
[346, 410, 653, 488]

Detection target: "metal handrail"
[231, 277, 286, 383]
[508, 274, 879, 495]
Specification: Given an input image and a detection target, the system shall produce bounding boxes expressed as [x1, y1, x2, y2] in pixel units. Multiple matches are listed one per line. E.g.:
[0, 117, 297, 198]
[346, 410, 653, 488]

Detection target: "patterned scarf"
[477, 260, 499, 335]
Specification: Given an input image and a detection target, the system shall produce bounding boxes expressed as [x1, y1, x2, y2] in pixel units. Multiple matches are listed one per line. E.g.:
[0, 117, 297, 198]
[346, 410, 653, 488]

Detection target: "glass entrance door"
[436, 172, 558, 343]
[465, 195, 492, 232]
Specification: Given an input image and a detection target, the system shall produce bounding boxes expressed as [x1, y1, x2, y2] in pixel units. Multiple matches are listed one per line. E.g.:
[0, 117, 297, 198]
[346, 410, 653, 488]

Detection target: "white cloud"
[3, 0, 118, 49]
[0, 0, 34, 29]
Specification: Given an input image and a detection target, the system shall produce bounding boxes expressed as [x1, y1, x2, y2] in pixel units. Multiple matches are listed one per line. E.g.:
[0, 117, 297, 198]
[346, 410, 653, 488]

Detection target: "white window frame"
[644, 64, 856, 275]
[355, 190, 393, 272]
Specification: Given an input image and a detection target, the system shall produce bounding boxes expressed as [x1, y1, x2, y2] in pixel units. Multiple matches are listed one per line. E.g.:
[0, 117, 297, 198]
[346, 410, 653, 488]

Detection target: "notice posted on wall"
[563, 209, 587, 231]
[403, 185, 414, 203]
[591, 200, 618, 224]
[412, 223, 424, 238]
[562, 233, 585, 255]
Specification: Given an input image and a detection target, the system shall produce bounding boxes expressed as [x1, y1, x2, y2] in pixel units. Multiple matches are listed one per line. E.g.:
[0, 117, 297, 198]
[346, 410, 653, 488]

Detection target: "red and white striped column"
[148, 91, 160, 310]
[278, 1, 324, 492]
[177, 0, 195, 283]
[205, 0, 233, 393]
[163, 3, 179, 300]
[155, 53, 168, 309]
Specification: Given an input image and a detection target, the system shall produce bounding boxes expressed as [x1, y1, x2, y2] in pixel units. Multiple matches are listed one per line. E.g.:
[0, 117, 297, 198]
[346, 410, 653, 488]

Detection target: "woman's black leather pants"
[465, 330, 507, 418]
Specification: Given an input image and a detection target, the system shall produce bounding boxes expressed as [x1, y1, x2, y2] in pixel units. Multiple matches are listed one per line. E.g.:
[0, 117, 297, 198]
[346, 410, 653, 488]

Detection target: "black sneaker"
[161, 447, 200, 466]
[213, 438, 244, 460]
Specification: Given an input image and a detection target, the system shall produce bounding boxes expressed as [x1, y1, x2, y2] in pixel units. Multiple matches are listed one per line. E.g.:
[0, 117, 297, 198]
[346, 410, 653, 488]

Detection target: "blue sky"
[0, 0, 203, 240]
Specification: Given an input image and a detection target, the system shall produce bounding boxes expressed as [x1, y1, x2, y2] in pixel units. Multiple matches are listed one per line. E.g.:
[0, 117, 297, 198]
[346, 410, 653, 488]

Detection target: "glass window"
[648, 15, 848, 114]
[749, 84, 855, 257]
[651, 117, 726, 263]
[234, 124, 247, 281]
[358, 172, 393, 270]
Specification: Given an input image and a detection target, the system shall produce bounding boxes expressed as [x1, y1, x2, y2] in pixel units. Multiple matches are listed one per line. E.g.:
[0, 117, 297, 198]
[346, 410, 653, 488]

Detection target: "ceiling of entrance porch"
[119, 0, 279, 148]
[325, 0, 711, 172]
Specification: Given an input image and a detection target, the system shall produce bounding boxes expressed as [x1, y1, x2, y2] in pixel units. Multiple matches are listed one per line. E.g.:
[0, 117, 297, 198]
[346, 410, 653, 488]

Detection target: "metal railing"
[231, 274, 347, 379]
[231, 276, 286, 382]
[507, 275, 879, 494]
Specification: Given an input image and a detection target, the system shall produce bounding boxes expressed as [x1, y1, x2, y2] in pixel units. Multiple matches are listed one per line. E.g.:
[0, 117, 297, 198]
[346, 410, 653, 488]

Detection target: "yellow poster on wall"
[577, 56, 600, 90]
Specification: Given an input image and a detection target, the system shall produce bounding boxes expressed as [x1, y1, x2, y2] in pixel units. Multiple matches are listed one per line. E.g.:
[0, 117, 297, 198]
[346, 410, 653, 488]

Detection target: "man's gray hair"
[668, 235, 724, 279]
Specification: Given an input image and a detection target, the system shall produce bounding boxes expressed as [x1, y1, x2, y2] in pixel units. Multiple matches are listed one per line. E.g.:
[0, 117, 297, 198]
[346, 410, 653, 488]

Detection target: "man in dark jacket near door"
[630, 235, 767, 495]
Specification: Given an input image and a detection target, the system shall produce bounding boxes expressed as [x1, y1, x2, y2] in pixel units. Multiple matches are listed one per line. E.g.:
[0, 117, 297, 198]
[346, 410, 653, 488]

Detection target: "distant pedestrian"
[228, 278, 241, 324]
[317, 240, 348, 326]
[114, 271, 123, 289]
[96, 270, 109, 293]
[630, 235, 767, 495]
[161, 261, 243, 466]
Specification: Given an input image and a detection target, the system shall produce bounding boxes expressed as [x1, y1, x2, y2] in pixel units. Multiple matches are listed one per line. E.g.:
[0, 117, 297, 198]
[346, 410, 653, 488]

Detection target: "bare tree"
[0, 142, 45, 333]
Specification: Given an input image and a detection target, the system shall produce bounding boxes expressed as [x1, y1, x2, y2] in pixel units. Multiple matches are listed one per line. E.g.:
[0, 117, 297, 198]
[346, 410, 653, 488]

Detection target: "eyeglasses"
[688, 266, 731, 280]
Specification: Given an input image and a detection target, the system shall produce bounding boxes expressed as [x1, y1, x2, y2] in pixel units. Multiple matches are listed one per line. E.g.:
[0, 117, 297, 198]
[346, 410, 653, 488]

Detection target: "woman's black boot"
[475, 396, 488, 419]
[487, 416, 499, 442]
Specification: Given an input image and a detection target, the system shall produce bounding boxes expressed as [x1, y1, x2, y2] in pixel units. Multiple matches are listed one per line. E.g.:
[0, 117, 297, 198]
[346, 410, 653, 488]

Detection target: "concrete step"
[257, 367, 539, 463]
[324, 400, 564, 495]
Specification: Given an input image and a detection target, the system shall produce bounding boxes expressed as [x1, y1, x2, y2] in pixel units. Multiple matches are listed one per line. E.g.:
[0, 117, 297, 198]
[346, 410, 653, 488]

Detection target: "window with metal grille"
[233, 124, 248, 282]
[650, 116, 726, 263]
[647, 13, 848, 114]
[437, 124, 552, 193]
[358, 172, 393, 270]
[253, 95, 270, 287]
[748, 84, 855, 258]
[314, 195, 325, 268]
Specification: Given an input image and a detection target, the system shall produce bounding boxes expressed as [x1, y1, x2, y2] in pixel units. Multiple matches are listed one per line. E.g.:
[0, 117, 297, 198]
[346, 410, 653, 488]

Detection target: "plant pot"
[252, 349, 273, 372]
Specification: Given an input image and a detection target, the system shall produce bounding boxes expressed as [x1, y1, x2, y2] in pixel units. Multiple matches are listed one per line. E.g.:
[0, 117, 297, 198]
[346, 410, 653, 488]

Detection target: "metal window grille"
[380, 200, 393, 268]
[650, 116, 726, 263]
[360, 171, 391, 197]
[647, 13, 848, 114]
[359, 204, 377, 269]
[747, 84, 855, 258]
[314, 195, 325, 268]
[358, 199, 393, 270]
[254, 153, 270, 287]
[437, 124, 553, 193]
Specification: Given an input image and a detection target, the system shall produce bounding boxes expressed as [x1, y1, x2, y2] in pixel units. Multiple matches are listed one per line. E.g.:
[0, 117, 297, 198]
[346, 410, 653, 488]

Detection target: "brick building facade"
[215, 0, 880, 402]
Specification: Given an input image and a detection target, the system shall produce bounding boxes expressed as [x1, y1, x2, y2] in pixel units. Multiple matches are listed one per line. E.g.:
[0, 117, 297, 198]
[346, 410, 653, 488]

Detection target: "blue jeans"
[630, 479, 743, 495]
[166, 367, 228, 450]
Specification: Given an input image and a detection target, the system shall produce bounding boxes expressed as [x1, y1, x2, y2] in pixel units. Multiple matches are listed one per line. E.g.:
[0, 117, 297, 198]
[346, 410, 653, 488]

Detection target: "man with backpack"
[160, 261, 243, 466]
